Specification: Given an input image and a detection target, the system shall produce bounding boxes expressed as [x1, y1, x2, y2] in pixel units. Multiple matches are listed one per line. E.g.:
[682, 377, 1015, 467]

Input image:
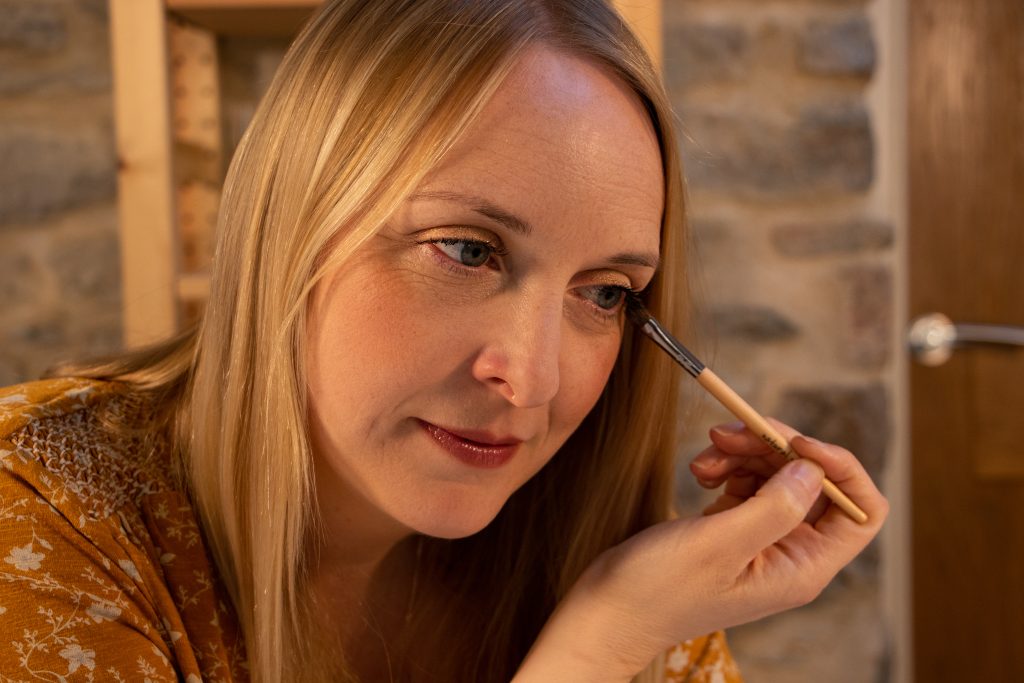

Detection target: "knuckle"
[779, 579, 826, 610]
[772, 484, 809, 521]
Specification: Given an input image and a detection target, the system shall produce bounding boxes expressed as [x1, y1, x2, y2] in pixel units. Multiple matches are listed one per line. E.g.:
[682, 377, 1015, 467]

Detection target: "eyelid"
[416, 227, 508, 255]
[577, 268, 647, 294]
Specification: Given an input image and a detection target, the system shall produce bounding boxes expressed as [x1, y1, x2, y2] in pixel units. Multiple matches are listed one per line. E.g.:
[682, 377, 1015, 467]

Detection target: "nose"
[471, 295, 562, 408]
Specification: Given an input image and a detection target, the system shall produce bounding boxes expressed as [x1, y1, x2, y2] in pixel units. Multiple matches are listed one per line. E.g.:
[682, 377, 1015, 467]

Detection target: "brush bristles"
[624, 293, 651, 328]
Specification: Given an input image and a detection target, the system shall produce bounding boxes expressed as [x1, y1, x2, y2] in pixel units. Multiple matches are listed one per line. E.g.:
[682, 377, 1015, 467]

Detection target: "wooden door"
[909, 0, 1024, 680]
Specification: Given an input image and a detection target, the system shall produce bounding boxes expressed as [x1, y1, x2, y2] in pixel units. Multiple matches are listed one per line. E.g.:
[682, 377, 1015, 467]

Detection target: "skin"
[303, 45, 663, 674]
[303, 43, 889, 682]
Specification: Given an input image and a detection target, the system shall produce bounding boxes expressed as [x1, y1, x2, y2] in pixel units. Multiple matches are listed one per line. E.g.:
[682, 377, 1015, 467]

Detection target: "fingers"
[712, 458, 825, 565]
[691, 419, 793, 486]
[790, 435, 889, 533]
[690, 447, 776, 489]
[693, 418, 888, 534]
[701, 471, 759, 515]
[708, 421, 785, 459]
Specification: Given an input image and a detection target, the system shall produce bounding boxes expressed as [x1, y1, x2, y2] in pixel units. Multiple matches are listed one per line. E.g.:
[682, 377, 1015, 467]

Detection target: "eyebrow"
[408, 189, 661, 270]
[409, 190, 533, 236]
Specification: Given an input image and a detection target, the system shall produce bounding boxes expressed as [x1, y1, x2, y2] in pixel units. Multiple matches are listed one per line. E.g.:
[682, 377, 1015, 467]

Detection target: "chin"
[399, 486, 509, 540]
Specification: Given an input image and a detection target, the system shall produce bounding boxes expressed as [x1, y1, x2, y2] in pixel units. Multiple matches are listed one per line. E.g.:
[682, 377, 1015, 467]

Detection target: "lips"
[418, 420, 522, 469]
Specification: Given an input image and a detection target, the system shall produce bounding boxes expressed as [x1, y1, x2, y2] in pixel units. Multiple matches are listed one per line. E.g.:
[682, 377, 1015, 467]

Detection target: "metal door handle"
[908, 312, 1024, 366]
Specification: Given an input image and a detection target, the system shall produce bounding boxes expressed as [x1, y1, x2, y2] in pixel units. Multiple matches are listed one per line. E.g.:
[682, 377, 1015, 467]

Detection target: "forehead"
[415, 45, 664, 252]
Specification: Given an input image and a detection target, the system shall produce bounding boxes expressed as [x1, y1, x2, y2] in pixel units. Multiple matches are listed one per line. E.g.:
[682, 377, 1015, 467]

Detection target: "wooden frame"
[110, 0, 180, 347]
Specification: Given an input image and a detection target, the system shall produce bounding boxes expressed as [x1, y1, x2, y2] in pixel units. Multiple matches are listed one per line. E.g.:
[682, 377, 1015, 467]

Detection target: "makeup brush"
[626, 295, 869, 524]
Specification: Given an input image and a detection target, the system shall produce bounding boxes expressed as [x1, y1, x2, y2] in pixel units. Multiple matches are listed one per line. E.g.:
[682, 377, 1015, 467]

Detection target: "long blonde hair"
[61, 1, 691, 680]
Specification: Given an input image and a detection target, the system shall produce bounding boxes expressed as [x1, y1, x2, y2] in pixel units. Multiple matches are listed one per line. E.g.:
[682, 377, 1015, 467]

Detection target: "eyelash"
[420, 236, 638, 322]
[425, 237, 507, 272]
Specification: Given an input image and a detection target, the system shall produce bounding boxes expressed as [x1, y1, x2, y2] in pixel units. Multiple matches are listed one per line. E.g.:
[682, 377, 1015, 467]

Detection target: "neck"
[304, 533, 425, 682]
[304, 447, 424, 639]
[303, 423, 436, 678]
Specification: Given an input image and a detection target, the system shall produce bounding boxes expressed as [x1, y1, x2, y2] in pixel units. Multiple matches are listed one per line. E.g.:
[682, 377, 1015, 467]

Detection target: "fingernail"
[692, 453, 724, 469]
[788, 459, 824, 490]
[798, 435, 824, 447]
[711, 421, 745, 436]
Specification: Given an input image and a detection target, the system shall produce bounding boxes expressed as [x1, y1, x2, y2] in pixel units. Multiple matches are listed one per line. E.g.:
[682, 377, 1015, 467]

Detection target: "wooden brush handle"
[697, 369, 869, 524]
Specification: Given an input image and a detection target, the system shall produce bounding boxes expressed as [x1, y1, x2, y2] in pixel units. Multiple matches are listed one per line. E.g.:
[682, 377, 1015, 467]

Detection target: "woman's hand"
[514, 420, 888, 683]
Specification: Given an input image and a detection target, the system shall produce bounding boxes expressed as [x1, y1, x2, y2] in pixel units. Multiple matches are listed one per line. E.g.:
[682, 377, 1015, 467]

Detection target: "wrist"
[513, 572, 647, 683]
[513, 635, 634, 683]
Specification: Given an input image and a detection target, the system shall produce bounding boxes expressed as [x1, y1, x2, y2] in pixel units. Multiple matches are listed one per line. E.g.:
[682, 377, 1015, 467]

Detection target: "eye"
[580, 284, 630, 312]
[431, 238, 494, 268]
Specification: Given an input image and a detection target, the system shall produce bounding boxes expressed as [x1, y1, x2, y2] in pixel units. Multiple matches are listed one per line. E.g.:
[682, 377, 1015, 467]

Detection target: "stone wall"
[0, 1, 897, 680]
[664, 0, 894, 680]
[0, 0, 120, 384]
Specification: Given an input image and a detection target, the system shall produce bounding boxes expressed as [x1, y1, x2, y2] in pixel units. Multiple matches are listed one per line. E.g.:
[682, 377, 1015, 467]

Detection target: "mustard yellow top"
[0, 378, 741, 682]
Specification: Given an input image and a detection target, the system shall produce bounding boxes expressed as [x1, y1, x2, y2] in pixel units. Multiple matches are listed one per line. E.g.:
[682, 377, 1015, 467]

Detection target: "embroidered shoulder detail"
[0, 377, 104, 438]
[1, 379, 175, 522]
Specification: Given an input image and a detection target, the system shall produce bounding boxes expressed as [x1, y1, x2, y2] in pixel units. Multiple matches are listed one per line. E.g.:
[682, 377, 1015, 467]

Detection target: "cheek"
[553, 333, 621, 433]
[305, 261, 484, 410]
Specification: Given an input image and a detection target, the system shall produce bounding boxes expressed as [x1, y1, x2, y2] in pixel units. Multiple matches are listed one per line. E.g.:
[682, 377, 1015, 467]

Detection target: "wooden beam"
[110, 0, 180, 347]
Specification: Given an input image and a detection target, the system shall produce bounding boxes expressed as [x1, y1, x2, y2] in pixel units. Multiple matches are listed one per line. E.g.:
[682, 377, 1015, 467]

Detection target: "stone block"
[62, 308, 122, 351]
[0, 1, 66, 53]
[681, 100, 873, 197]
[46, 226, 121, 305]
[76, 0, 108, 20]
[11, 315, 65, 346]
[0, 64, 112, 96]
[664, 22, 749, 89]
[0, 352, 32, 386]
[0, 125, 116, 225]
[712, 304, 799, 342]
[776, 382, 888, 482]
[839, 264, 891, 369]
[792, 102, 873, 191]
[0, 303, 122, 384]
[728, 575, 887, 683]
[800, 15, 875, 77]
[0, 0, 112, 95]
[0, 242, 47, 308]
[770, 218, 893, 257]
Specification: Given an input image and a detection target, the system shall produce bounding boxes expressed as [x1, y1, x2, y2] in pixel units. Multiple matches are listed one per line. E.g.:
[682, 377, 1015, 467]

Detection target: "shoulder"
[0, 378, 247, 681]
[0, 377, 176, 523]
[0, 377, 109, 438]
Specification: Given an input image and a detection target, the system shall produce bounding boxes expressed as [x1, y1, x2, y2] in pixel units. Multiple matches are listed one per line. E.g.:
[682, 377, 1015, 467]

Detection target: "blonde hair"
[60, 1, 691, 680]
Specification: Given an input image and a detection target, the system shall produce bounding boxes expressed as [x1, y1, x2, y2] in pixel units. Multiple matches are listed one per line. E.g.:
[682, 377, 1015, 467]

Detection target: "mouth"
[417, 420, 522, 469]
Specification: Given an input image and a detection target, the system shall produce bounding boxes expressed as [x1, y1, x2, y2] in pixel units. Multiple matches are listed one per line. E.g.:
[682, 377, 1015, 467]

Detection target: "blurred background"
[0, 1, 1020, 681]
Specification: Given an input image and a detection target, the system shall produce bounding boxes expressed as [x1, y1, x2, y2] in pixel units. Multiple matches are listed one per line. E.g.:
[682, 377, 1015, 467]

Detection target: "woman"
[0, 0, 887, 681]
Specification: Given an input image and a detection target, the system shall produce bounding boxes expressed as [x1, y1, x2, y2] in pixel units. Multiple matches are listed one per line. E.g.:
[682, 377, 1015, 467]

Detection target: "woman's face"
[305, 46, 664, 542]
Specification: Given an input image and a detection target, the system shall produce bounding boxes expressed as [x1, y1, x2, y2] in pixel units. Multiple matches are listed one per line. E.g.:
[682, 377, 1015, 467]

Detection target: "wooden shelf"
[166, 0, 322, 36]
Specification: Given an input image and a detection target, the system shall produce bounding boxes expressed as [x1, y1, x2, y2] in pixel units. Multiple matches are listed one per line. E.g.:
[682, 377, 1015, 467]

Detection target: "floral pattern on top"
[0, 378, 741, 682]
[0, 378, 245, 682]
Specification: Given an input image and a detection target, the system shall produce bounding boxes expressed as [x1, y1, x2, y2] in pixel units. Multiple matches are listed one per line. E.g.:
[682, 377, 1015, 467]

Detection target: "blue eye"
[433, 239, 493, 268]
[583, 285, 629, 311]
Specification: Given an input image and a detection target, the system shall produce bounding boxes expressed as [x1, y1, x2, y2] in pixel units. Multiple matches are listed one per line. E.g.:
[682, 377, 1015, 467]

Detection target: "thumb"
[718, 458, 824, 563]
